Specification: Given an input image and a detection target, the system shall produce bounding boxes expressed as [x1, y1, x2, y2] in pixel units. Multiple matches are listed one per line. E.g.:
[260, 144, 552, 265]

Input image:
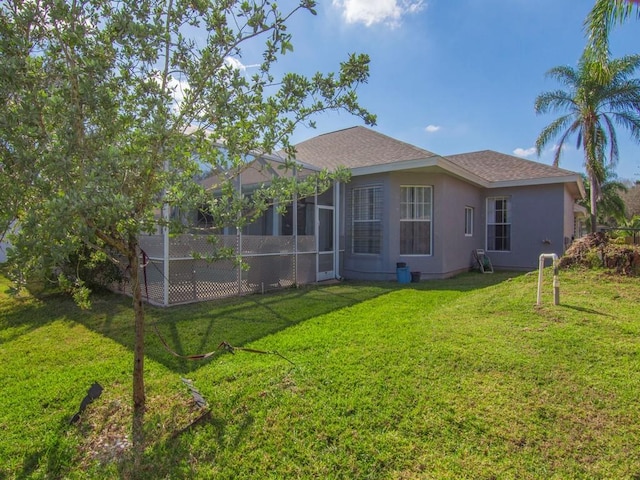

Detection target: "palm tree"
[535, 54, 640, 233]
[579, 170, 628, 229]
[585, 0, 639, 63]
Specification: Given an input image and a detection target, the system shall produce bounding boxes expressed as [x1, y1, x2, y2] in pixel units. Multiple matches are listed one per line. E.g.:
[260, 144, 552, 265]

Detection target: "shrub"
[561, 232, 640, 276]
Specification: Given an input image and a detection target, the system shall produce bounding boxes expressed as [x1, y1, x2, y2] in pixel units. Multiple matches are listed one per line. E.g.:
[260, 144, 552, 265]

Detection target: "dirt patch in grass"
[77, 390, 206, 469]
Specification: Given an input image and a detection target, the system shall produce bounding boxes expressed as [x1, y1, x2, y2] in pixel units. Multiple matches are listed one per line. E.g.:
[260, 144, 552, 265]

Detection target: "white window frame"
[486, 196, 511, 252]
[351, 185, 382, 255]
[465, 206, 474, 237]
[400, 185, 433, 256]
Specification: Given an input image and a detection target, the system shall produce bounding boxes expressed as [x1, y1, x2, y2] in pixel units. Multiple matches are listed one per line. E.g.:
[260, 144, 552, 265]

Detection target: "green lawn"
[1, 268, 640, 479]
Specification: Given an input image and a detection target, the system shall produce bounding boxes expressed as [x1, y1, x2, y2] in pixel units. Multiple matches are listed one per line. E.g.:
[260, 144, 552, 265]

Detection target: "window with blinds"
[351, 185, 382, 254]
[400, 186, 432, 255]
[487, 196, 511, 251]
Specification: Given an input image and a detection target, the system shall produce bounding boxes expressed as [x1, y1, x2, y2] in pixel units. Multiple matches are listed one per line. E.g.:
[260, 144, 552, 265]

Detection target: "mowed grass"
[1, 268, 640, 479]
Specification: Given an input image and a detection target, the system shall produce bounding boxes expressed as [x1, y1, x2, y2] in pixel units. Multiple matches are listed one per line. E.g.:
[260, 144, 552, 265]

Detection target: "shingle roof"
[293, 126, 438, 170]
[292, 126, 583, 197]
[445, 150, 578, 183]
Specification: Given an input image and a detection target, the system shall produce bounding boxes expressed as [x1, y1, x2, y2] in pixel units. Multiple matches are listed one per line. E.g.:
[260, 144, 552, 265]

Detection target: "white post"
[293, 169, 298, 286]
[334, 180, 340, 279]
[162, 211, 170, 307]
[162, 157, 170, 307]
[537, 253, 559, 306]
[237, 172, 243, 296]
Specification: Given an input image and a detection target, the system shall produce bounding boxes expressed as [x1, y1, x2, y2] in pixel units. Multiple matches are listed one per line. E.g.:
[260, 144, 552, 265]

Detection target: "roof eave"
[351, 156, 491, 187]
[346, 152, 585, 198]
[489, 175, 586, 198]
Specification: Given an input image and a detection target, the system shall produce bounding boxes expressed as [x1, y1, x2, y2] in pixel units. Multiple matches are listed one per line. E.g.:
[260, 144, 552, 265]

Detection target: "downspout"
[315, 185, 319, 282]
[334, 180, 340, 279]
[293, 165, 298, 286]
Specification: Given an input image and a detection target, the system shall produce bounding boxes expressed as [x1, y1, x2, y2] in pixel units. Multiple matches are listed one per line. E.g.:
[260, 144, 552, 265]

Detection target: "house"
[292, 126, 585, 281]
[138, 126, 585, 305]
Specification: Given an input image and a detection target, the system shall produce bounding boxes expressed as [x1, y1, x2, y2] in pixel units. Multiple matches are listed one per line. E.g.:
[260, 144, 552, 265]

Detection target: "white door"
[317, 205, 335, 281]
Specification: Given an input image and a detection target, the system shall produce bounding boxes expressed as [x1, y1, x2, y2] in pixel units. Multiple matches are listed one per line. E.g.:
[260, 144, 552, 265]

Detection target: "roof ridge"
[314, 125, 362, 138]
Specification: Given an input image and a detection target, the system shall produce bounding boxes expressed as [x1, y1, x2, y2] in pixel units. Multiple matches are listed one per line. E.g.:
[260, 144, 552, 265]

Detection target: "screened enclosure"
[116, 154, 343, 306]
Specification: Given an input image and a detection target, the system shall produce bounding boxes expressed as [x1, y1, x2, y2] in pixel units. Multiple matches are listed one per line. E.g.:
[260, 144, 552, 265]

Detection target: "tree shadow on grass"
[14, 416, 81, 480]
[124, 409, 255, 479]
[1, 271, 520, 478]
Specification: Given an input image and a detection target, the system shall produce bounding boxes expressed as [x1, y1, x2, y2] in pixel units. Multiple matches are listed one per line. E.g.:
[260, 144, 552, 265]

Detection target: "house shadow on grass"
[1, 271, 518, 375]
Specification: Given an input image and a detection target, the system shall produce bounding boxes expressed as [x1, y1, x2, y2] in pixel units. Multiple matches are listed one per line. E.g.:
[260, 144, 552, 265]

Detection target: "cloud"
[425, 124, 441, 133]
[151, 73, 190, 107]
[513, 147, 536, 158]
[332, 0, 425, 28]
[224, 57, 260, 72]
[551, 144, 571, 153]
[167, 77, 190, 105]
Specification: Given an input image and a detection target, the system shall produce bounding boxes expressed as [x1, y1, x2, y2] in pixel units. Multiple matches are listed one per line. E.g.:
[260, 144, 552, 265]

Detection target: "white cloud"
[332, 0, 425, 28]
[551, 144, 571, 153]
[224, 57, 260, 72]
[167, 77, 190, 105]
[425, 124, 441, 133]
[152, 73, 190, 107]
[513, 147, 536, 158]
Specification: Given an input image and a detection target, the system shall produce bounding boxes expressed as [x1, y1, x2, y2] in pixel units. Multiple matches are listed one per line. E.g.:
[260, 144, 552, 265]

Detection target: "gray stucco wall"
[342, 173, 391, 280]
[485, 183, 568, 271]
[343, 171, 485, 280]
[563, 185, 578, 245]
[342, 173, 574, 280]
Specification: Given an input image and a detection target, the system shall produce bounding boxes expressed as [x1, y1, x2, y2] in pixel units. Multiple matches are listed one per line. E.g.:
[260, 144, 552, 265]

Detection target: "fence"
[114, 233, 318, 306]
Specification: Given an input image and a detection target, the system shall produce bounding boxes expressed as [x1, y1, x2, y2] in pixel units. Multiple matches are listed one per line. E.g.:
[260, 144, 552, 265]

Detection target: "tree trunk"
[127, 240, 146, 462]
[590, 176, 598, 234]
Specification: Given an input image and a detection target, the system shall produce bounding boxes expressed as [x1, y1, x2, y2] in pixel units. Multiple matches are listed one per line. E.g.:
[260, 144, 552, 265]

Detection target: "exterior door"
[317, 205, 335, 281]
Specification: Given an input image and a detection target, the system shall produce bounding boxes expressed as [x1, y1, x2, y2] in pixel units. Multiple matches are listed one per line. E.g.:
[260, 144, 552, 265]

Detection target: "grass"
[1, 268, 640, 479]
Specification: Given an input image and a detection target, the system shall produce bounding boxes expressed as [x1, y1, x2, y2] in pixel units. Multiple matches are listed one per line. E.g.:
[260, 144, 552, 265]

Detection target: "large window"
[352, 185, 382, 254]
[400, 186, 432, 255]
[487, 197, 511, 251]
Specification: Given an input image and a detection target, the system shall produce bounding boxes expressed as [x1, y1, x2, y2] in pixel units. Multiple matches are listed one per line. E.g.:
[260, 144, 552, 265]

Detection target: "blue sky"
[232, 1, 639, 180]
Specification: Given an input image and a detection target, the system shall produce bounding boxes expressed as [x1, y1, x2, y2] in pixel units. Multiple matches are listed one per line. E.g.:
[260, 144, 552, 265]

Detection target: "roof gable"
[293, 126, 438, 170]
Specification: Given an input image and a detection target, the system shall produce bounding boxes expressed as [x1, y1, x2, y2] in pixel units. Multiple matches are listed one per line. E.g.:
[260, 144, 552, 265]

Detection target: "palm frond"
[534, 90, 577, 115]
[535, 115, 574, 156]
[612, 112, 640, 144]
[600, 114, 619, 167]
[545, 65, 579, 88]
[585, 0, 637, 61]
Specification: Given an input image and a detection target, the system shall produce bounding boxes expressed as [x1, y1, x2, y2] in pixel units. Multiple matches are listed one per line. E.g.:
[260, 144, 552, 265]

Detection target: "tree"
[579, 170, 628, 228]
[535, 54, 640, 233]
[621, 180, 640, 218]
[0, 0, 375, 456]
[585, 0, 639, 64]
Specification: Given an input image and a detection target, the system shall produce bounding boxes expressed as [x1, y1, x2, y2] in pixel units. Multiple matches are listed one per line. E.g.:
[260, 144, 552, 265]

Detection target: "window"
[400, 186, 432, 255]
[465, 206, 474, 236]
[487, 197, 511, 251]
[352, 185, 382, 254]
